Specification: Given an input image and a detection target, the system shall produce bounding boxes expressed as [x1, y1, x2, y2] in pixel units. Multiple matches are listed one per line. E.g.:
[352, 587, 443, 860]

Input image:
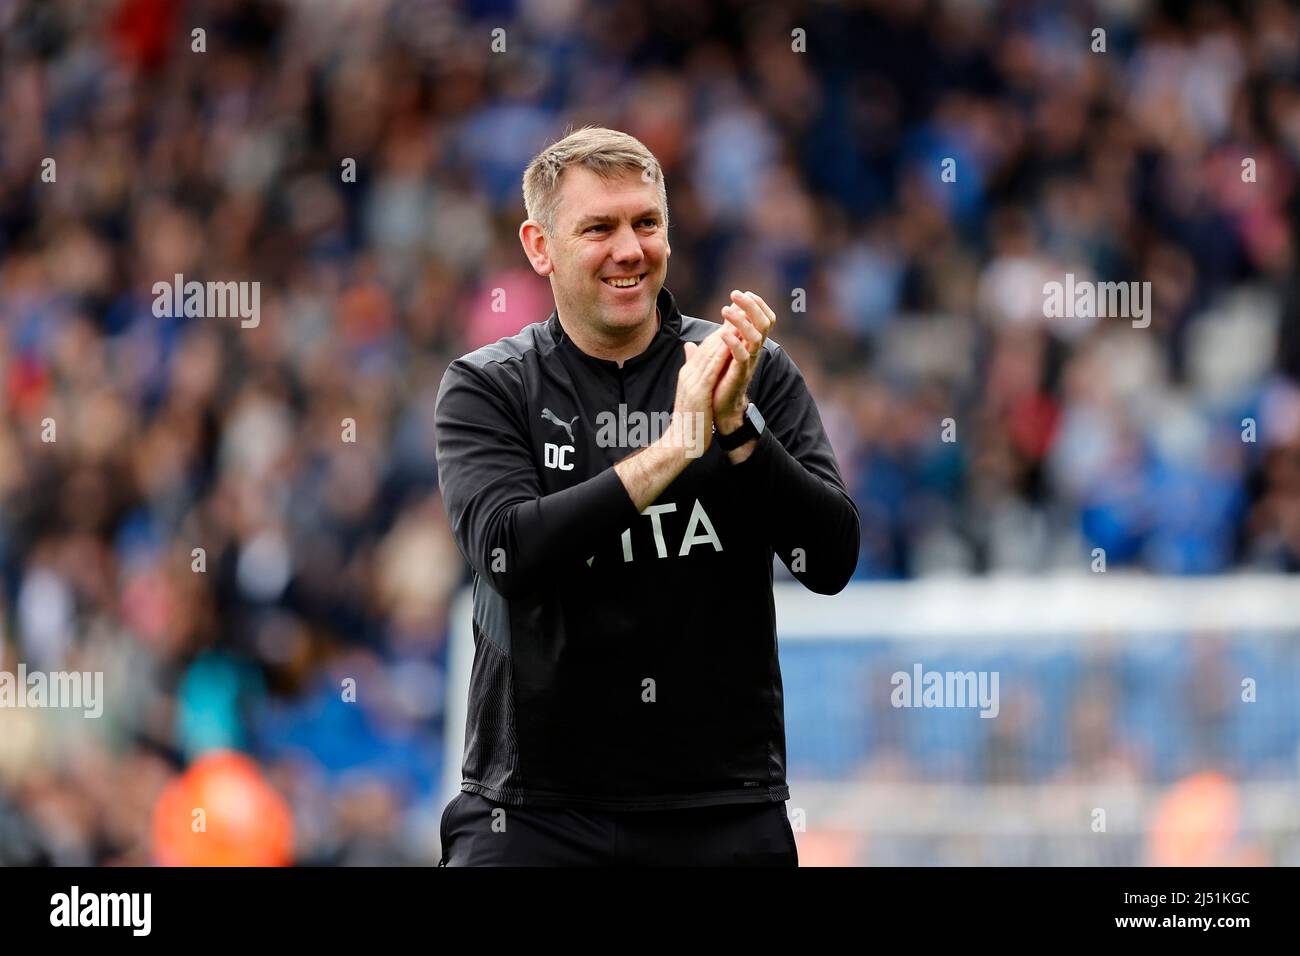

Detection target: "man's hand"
[713, 289, 776, 432]
[613, 331, 730, 512]
[670, 331, 730, 457]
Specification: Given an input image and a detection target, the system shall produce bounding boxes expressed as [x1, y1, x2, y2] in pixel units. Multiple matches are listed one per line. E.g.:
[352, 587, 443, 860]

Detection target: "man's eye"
[586, 224, 609, 233]
[639, 219, 658, 229]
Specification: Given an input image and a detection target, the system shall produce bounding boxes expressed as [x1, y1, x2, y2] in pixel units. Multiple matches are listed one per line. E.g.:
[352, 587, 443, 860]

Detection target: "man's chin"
[594, 308, 649, 332]
[595, 281, 656, 311]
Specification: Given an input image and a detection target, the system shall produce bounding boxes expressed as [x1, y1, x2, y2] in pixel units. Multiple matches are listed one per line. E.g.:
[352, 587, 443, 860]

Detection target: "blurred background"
[0, 0, 1298, 865]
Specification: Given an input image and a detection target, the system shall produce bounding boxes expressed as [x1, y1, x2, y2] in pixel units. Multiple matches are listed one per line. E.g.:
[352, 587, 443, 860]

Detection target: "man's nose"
[610, 222, 645, 263]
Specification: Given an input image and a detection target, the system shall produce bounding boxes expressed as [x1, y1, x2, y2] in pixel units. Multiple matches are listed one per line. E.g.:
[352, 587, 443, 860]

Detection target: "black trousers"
[438, 791, 799, 867]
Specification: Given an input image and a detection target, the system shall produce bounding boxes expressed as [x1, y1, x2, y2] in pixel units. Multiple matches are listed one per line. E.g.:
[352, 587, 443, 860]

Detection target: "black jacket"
[434, 285, 860, 810]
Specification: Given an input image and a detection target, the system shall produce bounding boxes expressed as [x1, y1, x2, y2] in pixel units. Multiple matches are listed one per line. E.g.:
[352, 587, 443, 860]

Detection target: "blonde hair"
[522, 126, 668, 236]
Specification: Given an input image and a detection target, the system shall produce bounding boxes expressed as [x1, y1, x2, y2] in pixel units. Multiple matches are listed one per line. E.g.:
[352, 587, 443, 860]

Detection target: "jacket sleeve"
[727, 342, 861, 594]
[434, 359, 642, 600]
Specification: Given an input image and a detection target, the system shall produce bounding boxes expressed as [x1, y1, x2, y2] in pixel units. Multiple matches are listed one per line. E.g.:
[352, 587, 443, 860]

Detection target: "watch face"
[746, 403, 764, 433]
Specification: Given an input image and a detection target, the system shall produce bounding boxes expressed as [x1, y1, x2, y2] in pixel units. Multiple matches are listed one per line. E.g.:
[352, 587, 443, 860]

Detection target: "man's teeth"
[603, 275, 643, 287]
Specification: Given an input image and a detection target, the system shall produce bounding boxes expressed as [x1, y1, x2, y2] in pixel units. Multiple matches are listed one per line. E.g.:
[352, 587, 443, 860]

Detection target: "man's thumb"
[684, 341, 697, 358]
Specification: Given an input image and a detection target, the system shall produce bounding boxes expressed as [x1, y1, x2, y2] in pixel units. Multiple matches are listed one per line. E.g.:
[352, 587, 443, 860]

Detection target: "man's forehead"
[559, 167, 661, 223]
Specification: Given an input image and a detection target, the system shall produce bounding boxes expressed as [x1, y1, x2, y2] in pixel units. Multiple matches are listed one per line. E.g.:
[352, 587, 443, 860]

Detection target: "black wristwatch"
[715, 402, 765, 451]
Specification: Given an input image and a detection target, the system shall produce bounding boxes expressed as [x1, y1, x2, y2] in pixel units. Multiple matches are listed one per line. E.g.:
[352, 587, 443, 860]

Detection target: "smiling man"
[434, 126, 860, 866]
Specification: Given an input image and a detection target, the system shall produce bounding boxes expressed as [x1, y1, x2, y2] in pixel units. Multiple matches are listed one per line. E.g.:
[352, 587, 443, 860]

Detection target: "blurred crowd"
[0, 0, 1297, 864]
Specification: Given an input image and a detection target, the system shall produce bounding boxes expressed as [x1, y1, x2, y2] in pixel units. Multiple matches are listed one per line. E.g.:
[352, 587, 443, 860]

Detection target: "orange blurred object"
[796, 828, 863, 867]
[1146, 770, 1239, 867]
[152, 750, 294, 866]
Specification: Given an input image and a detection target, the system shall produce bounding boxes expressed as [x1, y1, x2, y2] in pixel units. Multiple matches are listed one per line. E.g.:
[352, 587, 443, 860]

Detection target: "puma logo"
[540, 408, 579, 443]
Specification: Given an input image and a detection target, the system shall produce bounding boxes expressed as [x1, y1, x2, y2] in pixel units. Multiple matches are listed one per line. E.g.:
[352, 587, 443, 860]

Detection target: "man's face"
[528, 165, 670, 336]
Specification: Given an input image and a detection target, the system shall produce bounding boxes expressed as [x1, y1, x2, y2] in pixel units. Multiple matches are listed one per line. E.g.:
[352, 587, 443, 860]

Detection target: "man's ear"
[519, 221, 554, 277]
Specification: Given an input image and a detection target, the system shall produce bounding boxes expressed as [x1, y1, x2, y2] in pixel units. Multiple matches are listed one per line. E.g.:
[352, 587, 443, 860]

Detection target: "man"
[434, 126, 860, 865]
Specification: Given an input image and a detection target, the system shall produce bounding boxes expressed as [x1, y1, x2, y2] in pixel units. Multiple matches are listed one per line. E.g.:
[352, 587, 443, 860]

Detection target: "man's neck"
[559, 306, 661, 368]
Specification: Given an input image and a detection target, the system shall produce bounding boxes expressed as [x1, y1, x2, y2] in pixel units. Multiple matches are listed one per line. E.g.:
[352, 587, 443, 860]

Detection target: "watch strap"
[716, 403, 763, 451]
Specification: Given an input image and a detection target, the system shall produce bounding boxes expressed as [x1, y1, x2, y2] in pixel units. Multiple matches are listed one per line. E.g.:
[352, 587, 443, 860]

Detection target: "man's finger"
[730, 290, 771, 336]
[724, 306, 763, 352]
[722, 329, 747, 363]
[746, 290, 777, 327]
[724, 304, 761, 340]
[698, 330, 724, 350]
[703, 337, 730, 379]
[686, 337, 717, 368]
[684, 334, 727, 390]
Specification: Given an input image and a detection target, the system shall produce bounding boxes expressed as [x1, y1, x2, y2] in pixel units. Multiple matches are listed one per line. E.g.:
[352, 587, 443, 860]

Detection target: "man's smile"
[602, 273, 647, 289]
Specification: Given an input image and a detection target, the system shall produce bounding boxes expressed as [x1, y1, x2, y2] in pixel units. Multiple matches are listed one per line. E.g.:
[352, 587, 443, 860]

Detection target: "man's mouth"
[602, 273, 646, 288]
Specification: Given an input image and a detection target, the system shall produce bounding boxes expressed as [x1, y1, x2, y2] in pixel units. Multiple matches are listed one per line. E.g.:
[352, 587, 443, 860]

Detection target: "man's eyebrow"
[573, 209, 663, 229]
